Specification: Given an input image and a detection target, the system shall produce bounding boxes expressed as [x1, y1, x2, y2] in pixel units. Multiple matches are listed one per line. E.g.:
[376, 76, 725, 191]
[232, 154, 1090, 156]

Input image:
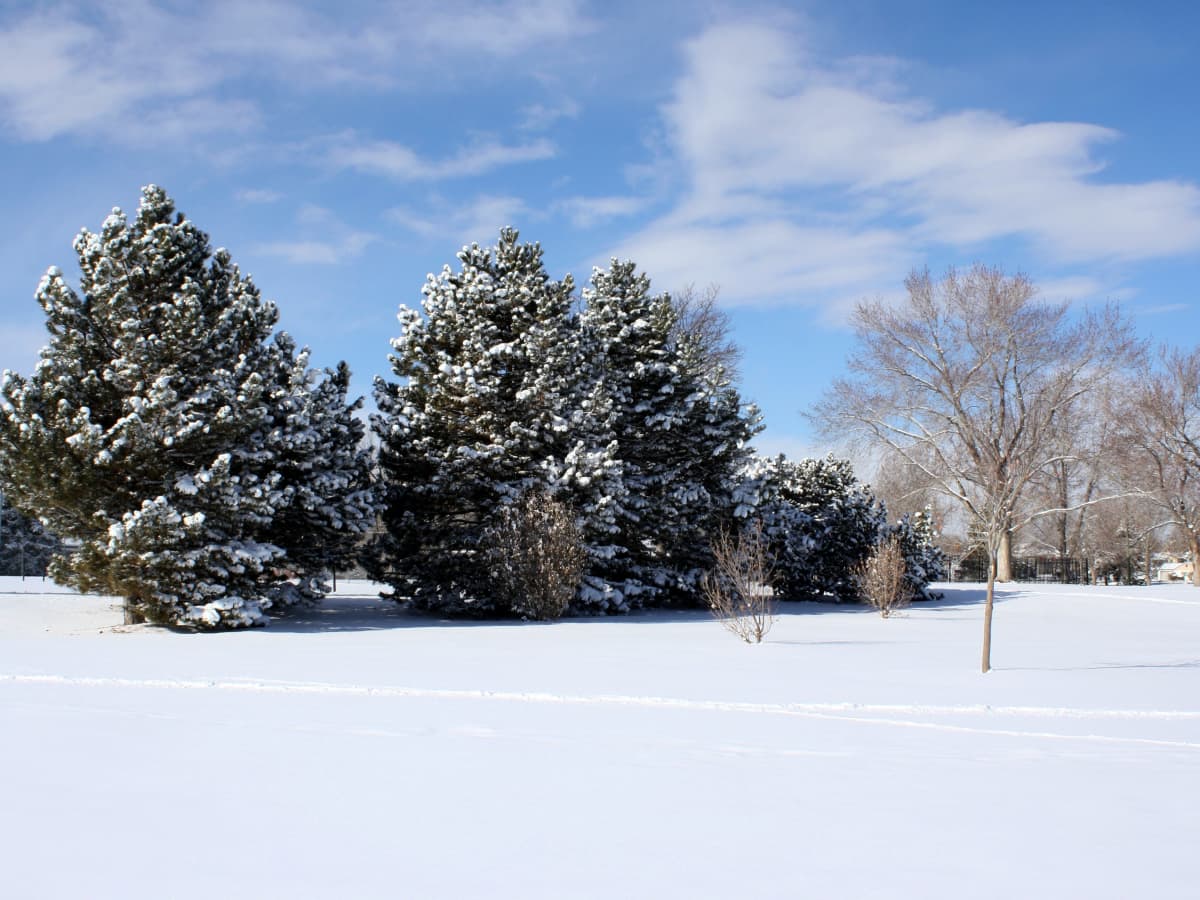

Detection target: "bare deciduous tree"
[871, 445, 952, 528]
[672, 283, 742, 383]
[815, 264, 1141, 672]
[1021, 390, 1113, 565]
[856, 534, 913, 617]
[702, 520, 776, 643]
[1114, 346, 1200, 586]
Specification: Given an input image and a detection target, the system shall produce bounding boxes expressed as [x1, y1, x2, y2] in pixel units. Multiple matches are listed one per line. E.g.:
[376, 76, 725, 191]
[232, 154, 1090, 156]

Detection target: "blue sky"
[3, 0, 1199, 462]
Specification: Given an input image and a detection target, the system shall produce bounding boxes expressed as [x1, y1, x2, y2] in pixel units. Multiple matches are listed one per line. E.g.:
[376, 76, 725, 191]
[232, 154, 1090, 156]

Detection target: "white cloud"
[387, 195, 532, 248]
[519, 97, 581, 131]
[558, 195, 648, 228]
[407, 0, 595, 57]
[236, 188, 284, 205]
[254, 205, 377, 265]
[612, 21, 1200, 311]
[0, 1, 592, 145]
[327, 134, 555, 181]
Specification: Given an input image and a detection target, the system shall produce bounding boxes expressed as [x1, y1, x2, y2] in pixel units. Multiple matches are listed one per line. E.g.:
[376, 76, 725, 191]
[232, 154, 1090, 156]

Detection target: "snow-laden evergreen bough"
[0, 186, 378, 627]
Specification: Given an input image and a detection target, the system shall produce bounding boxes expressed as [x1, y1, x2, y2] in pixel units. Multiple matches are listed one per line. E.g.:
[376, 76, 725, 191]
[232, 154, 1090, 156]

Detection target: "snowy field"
[2, 577, 1198, 899]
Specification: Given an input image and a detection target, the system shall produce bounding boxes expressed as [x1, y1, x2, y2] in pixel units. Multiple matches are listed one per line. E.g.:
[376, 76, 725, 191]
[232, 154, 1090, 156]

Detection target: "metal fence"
[952, 554, 1090, 584]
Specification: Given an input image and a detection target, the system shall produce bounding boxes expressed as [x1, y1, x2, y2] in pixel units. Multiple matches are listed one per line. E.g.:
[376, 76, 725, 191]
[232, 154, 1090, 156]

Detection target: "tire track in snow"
[4, 673, 1200, 751]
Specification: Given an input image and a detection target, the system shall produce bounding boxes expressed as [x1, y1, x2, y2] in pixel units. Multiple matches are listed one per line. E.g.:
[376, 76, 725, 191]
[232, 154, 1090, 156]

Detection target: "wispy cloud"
[324, 133, 556, 182]
[236, 188, 284, 205]
[0, 1, 592, 145]
[254, 204, 377, 265]
[558, 195, 648, 228]
[386, 195, 533, 247]
[410, 0, 595, 56]
[519, 97, 581, 131]
[327, 133, 556, 181]
[612, 21, 1200, 310]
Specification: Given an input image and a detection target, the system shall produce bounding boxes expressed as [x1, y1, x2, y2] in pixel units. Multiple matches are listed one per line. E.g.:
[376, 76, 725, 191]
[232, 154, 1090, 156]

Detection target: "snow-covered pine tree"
[732, 454, 814, 591]
[258, 341, 379, 608]
[785, 455, 884, 601]
[370, 229, 622, 615]
[733, 454, 883, 602]
[579, 261, 760, 606]
[0, 492, 64, 577]
[889, 507, 947, 601]
[0, 186, 376, 627]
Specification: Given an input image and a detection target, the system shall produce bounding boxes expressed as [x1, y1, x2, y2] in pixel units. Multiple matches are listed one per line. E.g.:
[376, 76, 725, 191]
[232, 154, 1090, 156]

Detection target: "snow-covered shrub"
[0, 186, 377, 627]
[485, 488, 586, 620]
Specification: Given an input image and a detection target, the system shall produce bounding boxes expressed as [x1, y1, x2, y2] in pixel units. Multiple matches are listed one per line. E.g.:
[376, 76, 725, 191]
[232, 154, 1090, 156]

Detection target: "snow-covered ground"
[2, 577, 1197, 899]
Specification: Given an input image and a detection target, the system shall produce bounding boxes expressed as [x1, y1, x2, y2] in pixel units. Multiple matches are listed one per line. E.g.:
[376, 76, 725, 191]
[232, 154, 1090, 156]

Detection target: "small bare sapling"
[702, 520, 776, 643]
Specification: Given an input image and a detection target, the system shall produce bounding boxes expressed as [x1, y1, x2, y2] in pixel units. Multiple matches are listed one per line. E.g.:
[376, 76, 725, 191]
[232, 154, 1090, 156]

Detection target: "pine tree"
[0, 186, 376, 627]
[370, 229, 621, 615]
[0, 493, 64, 577]
[889, 507, 947, 601]
[579, 261, 759, 606]
[257, 339, 379, 608]
[733, 454, 883, 602]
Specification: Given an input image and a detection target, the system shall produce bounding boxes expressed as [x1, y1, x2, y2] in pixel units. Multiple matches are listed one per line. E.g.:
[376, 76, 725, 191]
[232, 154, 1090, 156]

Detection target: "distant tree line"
[814, 263, 1197, 671]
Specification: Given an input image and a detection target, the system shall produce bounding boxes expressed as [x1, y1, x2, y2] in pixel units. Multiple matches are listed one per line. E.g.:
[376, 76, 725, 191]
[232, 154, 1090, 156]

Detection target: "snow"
[2, 577, 1198, 899]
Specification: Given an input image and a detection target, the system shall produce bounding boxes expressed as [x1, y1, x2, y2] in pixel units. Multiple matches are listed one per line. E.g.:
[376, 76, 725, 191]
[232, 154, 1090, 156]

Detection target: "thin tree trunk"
[123, 601, 145, 625]
[1191, 532, 1200, 587]
[996, 529, 1013, 582]
[982, 550, 996, 673]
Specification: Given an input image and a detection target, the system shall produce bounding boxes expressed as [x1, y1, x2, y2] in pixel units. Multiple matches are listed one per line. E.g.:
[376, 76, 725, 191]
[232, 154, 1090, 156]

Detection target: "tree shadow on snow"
[260, 584, 1018, 634]
[265, 593, 720, 633]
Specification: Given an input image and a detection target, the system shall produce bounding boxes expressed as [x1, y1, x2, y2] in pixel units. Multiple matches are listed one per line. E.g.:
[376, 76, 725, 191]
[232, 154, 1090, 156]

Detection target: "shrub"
[485, 489, 586, 620]
[702, 520, 776, 643]
[857, 534, 913, 617]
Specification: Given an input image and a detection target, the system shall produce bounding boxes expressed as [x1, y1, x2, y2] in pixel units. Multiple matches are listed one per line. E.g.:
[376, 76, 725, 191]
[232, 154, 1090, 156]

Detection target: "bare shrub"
[486, 488, 586, 620]
[702, 520, 776, 643]
[857, 534, 913, 617]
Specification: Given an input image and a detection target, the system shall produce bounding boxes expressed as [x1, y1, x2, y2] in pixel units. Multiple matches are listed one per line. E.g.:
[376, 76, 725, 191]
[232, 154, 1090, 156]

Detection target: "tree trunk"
[996, 529, 1014, 582]
[982, 549, 996, 674]
[1191, 532, 1200, 587]
[123, 601, 145, 626]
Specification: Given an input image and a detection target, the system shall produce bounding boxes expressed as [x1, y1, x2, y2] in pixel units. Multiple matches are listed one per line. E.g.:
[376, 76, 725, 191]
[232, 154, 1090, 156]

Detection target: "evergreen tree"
[257, 339, 379, 608]
[0, 186, 376, 627]
[0, 493, 64, 577]
[734, 454, 883, 602]
[889, 507, 947, 601]
[580, 261, 760, 605]
[370, 229, 621, 615]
